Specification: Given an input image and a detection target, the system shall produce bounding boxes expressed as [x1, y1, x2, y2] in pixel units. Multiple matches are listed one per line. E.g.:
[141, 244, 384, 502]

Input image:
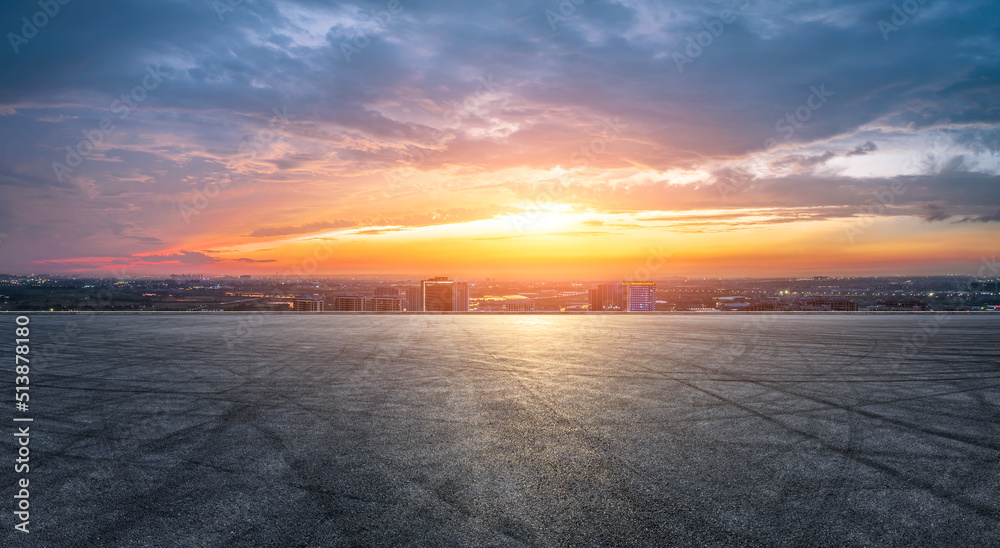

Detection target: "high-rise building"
[423, 277, 452, 311]
[421, 277, 469, 311]
[589, 283, 625, 311]
[624, 282, 656, 311]
[404, 286, 422, 312]
[293, 295, 325, 311]
[454, 281, 469, 312]
[333, 295, 365, 311]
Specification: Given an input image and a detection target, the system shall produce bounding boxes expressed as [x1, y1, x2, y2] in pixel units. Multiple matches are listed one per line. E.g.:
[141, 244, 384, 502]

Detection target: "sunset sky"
[1, 0, 998, 279]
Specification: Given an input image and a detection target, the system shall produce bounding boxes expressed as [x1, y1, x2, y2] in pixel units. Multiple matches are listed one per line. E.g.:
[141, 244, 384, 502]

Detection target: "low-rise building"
[293, 295, 325, 311]
[333, 295, 365, 311]
[795, 297, 858, 311]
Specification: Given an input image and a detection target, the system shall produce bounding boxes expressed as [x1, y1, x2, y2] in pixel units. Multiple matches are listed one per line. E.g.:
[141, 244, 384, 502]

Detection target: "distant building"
[716, 296, 750, 311]
[624, 282, 656, 311]
[870, 299, 929, 311]
[589, 283, 625, 311]
[590, 282, 655, 311]
[370, 296, 404, 311]
[293, 295, 325, 312]
[970, 280, 999, 292]
[455, 281, 469, 312]
[332, 295, 365, 311]
[504, 299, 535, 312]
[423, 277, 452, 311]
[795, 297, 858, 311]
[374, 286, 400, 298]
[748, 300, 783, 311]
[421, 277, 469, 311]
[404, 286, 422, 312]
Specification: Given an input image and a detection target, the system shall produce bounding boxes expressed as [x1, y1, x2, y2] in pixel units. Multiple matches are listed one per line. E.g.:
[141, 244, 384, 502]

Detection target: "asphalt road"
[2, 313, 999, 546]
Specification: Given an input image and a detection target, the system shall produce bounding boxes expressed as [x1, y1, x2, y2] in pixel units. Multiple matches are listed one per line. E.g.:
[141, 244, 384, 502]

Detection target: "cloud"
[248, 207, 516, 238]
[922, 204, 951, 222]
[351, 227, 407, 236]
[133, 251, 218, 264]
[846, 141, 878, 156]
[249, 220, 356, 238]
[954, 211, 1000, 223]
[123, 235, 166, 244]
[511, 170, 1000, 218]
[771, 151, 837, 171]
[35, 251, 276, 269]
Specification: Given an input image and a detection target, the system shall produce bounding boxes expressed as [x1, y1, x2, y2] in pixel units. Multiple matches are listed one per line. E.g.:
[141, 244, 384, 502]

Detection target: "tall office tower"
[373, 286, 400, 298]
[422, 277, 453, 311]
[589, 283, 626, 311]
[421, 277, 470, 311]
[454, 282, 469, 311]
[371, 296, 404, 311]
[623, 281, 656, 311]
[404, 286, 422, 312]
[293, 295, 325, 311]
[333, 295, 365, 311]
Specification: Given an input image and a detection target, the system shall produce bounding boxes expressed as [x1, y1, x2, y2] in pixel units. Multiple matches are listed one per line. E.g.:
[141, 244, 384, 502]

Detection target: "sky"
[0, 0, 998, 279]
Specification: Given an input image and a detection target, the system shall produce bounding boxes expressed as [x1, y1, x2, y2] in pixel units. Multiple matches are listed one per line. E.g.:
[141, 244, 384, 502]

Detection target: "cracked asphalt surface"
[3, 313, 1000, 546]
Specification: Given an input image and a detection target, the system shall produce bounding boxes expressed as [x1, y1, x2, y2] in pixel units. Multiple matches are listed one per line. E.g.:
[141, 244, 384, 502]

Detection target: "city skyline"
[4, 271, 996, 312]
[1, 1, 998, 279]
